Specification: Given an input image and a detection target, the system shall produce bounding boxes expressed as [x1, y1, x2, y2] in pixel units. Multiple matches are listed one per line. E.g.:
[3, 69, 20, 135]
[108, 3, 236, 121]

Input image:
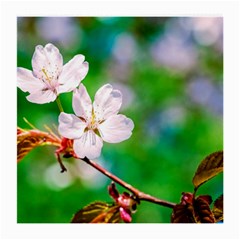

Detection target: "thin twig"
[81, 157, 176, 209]
[56, 152, 67, 173]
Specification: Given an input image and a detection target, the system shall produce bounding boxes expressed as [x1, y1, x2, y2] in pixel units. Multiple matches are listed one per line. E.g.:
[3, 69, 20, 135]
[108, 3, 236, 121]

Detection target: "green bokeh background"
[17, 17, 223, 223]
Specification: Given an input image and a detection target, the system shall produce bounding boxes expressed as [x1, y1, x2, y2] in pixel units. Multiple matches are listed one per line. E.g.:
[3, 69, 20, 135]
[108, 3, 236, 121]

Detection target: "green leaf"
[193, 196, 215, 223]
[212, 194, 223, 222]
[192, 151, 223, 190]
[71, 201, 121, 223]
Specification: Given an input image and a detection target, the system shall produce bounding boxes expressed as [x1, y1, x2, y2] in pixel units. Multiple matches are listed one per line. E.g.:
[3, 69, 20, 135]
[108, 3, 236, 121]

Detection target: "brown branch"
[81, 157, 176, 209]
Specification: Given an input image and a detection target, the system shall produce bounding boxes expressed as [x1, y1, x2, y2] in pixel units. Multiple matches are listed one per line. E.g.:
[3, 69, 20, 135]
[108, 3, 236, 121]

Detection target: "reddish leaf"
[193, 196, 215, 223]
[212, 194, 223, 222]
[71, 201, 121, 223]
[192, 151, 223, 191]
[171, 193, 215, 223]
[197, 195, 213, 205]
[17, 127, 60, 162]
[171, 203, 196, 223]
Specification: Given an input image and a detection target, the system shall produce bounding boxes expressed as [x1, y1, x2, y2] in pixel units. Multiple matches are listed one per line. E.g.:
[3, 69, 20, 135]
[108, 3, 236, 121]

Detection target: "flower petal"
[32, 43, 63, 80]
[73, 130, 103, 159]
[26, 89, 57, 104]
[17, 67, 45, 93]
[58, 112, 87, 139]
[98, 114, 134, 143]
[72, 84, 92, 120]
[93, 84, 122, 120]
[58, 55, 89, 94]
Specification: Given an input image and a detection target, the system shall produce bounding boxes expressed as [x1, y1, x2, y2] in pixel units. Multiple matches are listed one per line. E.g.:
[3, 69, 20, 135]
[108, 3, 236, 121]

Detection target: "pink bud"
[119, 207, 132, 223]
[117, 194, 132, 209]
[108, 182, 119, 200]
[181, 192, 194, 205]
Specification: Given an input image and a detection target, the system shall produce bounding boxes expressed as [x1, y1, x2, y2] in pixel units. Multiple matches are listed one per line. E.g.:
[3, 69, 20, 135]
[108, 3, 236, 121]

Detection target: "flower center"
[88, 110, 98, 130]
[85, 108, 104, 134]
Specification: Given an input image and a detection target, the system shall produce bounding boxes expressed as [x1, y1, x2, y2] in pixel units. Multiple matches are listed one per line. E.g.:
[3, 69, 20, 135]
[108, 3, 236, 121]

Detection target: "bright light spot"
[73, 158, 109, 190]
[44, 162, 74, 191]
[187, 77, 223, 115]
[36, 17, 82, 49]
[191, 18, 223, 46]
[151, 34, 197, 71]
[113, 33, 137, 63]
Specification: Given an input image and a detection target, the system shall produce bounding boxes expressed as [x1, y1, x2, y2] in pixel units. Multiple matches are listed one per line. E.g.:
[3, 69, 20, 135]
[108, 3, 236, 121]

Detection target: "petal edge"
[58, 112, 87, 139]
[98, 114, 134, 143]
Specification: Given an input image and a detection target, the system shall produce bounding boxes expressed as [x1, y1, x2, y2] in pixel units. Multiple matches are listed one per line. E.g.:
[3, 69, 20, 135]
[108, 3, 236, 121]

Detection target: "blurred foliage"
[17, 17, 223, 223]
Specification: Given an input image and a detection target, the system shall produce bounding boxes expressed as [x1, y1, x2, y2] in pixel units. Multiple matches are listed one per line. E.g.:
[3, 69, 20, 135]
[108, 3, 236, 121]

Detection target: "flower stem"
[56, 97, 64, 112]
[81, 157, 176, 209]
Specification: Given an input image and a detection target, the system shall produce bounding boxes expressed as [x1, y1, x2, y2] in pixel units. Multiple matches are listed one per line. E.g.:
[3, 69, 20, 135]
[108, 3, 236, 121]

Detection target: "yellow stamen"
[42, 68, 51, 82]
[91, 109, 96, 126]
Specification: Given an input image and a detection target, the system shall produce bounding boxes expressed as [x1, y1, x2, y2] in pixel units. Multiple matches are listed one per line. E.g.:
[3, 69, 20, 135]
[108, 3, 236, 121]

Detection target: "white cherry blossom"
[58, 84, 134, 159]
[17, 43, 89, 104]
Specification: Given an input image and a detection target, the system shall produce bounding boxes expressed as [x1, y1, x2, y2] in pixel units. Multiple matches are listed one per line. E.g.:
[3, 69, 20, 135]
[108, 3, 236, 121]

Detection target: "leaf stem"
[56, 96, 64, 112]
[81, 157, 176, 209]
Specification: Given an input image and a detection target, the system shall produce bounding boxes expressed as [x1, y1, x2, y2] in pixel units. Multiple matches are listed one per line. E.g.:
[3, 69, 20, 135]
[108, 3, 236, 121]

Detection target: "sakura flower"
[17, 43, 89, 104]
[58, 84, 134, 159]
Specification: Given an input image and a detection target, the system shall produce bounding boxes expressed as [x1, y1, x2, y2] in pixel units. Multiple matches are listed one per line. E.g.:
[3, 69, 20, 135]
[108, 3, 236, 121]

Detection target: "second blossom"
[17, 43, 89, 104]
